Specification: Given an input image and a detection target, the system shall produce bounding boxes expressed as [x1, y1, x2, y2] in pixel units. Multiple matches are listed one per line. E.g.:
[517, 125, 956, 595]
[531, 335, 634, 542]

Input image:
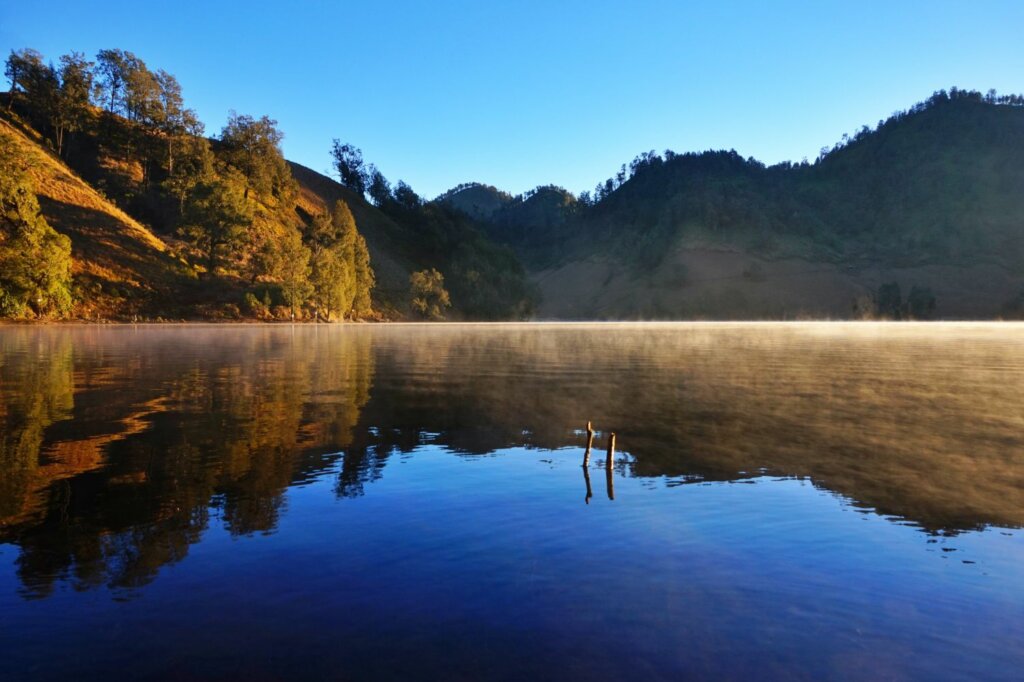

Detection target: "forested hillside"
[442, 89, 1024, 319]
[0, 46, 536, 321]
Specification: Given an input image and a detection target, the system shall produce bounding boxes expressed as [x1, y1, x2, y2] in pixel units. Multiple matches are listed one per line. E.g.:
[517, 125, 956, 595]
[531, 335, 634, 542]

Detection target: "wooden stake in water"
[583, 421, 594, 467]
[605, 432, 616, 471]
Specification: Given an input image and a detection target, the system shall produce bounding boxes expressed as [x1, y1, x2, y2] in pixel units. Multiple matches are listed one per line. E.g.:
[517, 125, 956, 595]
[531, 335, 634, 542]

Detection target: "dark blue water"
[1, 323, 1022, 680]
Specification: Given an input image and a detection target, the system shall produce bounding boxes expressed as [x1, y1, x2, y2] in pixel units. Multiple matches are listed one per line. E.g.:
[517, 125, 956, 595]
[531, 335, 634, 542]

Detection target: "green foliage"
[352, 233, 374, 316]
[219, 112, 295, 201]
[310, 245, 350, 320]
[0, 138, 73, 317]
[243, 291, 270, 319]
[162, 134, 214, 215]
[410, 268, 451, 320]
[437, 182, 513, 220]
[179, 172, 253, 275]
[306, 200, 374, 320]
[330, 141, 366, 195]
[366, 165, 391, 207]
[95, 48, 133, 113]
[275, 228, 312, 317]
[5, 49, 58, 138]
[52, 52, 94, 157]
[360, 170, 537, 319]
[4, 49, 45, 112]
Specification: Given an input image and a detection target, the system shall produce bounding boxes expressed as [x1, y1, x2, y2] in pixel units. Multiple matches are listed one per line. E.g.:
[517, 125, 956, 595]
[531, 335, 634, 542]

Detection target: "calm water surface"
[1, 323, 1023, 680]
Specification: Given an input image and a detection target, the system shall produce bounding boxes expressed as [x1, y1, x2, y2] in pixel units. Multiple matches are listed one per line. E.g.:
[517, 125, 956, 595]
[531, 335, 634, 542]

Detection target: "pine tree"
[276, 228, 312, 319]
[352, 233, 374, 316]
[179, 172, 252, 276]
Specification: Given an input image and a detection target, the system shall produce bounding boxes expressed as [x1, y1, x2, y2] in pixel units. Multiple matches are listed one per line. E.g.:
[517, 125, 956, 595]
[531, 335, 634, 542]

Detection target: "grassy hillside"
[0, 116, 195, 319]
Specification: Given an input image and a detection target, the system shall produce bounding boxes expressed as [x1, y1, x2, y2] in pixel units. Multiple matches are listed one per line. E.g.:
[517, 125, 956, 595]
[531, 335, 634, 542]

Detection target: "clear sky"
[2, 1, 1023, 198]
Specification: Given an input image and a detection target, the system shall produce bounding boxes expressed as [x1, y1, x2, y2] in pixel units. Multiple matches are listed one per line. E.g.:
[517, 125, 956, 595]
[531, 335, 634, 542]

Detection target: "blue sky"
[2, 1, 1023, 198]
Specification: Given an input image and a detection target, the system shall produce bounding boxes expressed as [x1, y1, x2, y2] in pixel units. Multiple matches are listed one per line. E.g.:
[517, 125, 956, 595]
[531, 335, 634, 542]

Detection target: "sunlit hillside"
[0, 116, 194, 318]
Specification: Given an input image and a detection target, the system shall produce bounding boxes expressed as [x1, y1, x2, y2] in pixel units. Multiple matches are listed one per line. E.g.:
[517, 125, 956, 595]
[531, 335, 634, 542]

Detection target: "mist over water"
[1, 323, 1023, 680]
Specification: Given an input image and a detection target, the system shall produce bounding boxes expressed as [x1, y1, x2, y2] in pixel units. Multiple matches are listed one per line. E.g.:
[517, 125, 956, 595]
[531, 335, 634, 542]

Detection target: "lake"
[1, 322, 1023, 680]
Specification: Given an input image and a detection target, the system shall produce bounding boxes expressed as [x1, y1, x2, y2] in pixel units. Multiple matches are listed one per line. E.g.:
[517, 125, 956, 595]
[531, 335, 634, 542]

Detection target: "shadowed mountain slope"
[443, 91, 1024, 319]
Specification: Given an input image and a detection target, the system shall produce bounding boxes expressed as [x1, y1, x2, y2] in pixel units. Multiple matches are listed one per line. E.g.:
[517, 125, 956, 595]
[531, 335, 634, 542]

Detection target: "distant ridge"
[439, 89, 1024, 319]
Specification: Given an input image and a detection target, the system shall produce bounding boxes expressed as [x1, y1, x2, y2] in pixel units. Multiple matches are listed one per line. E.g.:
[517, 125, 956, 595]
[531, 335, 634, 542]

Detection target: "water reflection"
[356, 323, 1024, 531]
[0, 326, 374, 597]
[582, 463, 593, 504]
[1, 323, 1023, 599]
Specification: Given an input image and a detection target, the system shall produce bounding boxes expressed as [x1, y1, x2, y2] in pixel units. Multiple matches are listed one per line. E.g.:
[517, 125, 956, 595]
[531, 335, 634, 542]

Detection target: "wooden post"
[605, 432, 616, 471]
[605, 465, 615, 501]
[583, 421, 594, 467]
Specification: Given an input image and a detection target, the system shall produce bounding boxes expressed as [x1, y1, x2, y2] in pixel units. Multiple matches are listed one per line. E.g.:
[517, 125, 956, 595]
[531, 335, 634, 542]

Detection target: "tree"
[154, 69, 202, 175]
[52, 52, 94, 158]
[329, 140, 366, 195]
[303, 200, 374, 320]
[393, 180, 421, 211]
[162, 133, 212, 215]
[366, 164, 391, 206]
[163, 134, 214, 216]
[180, 174, 252, 276]
[409, 268, 451, 320]
[4, 48, 45, 112]
[332, 199, 361, 315]
[276, 228, 312, 319]
[123, 60, 160, 124]
[220, 112, 292, 200]
[352, 233, 374, 316]
[5, 50, 57, 131]
[310, 245, 349, 320]
[0, 137, 73, 317]
[95, 49, 135, 114]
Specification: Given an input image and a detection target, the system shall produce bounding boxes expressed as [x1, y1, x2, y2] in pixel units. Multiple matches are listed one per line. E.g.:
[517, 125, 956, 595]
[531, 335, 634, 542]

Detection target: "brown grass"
[1, 119, 195, 318]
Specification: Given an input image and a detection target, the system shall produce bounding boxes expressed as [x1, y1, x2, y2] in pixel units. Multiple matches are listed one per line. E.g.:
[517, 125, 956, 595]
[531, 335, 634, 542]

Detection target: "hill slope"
[0, 117, 194, 318]
[453, 91, 1024, 318]
[288, 162, 413, 315]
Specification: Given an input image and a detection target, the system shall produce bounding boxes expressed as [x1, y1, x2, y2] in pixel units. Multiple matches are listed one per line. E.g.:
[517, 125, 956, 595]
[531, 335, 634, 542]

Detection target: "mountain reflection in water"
[1, 323, 1023, 597]
[1, 323, 1023, 680]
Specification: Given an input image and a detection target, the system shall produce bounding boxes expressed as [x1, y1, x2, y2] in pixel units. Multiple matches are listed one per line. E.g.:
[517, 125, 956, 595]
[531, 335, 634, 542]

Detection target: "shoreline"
[4, 319, 1024, 327]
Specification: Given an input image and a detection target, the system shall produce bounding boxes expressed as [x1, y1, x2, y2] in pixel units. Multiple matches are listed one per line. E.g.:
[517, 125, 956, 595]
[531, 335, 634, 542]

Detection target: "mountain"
[444, 89, 1024, 319]
[4, 49, 1023, 323]
[436, 182, 512, 221]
